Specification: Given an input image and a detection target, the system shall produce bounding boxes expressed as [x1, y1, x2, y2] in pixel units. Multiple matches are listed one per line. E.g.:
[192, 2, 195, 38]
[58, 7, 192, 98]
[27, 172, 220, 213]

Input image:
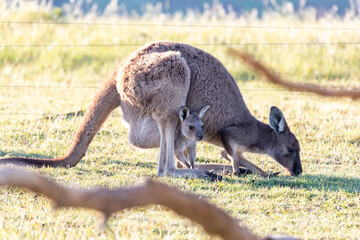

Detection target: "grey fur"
[176, 105, 210, 169]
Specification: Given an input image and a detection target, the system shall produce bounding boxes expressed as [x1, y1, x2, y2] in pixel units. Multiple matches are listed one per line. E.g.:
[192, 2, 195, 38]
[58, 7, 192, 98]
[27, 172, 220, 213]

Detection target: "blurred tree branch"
[228, 48, 360, 99]
[0, 168, 297, 240]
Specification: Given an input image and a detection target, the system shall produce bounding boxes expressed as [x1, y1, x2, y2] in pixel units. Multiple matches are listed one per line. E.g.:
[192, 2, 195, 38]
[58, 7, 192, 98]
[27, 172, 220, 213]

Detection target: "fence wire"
[1, 20, 360, 31]
[1, 20, 359, 122]
[0, 84, 314, 92]
[0, 112, 358, 122]
[1, 42, 360, 48]
[4, 85, 359, 95]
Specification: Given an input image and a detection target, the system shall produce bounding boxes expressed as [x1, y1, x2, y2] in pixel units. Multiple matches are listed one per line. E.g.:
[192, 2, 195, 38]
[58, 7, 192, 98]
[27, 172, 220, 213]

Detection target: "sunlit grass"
[0, 1, 359, 239]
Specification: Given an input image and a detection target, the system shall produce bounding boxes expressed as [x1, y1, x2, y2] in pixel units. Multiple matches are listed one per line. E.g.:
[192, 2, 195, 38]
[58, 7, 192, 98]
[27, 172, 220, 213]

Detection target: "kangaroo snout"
[289, 159, 303, 177]
[292, 165, 303, 176]
[290, 168, 302, 177]
[295, 166, 303, 175]
[197, 135, 203, 141]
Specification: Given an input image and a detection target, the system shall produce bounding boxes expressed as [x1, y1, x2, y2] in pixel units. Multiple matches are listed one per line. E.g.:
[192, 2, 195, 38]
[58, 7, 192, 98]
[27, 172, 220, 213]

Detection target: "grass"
[0, 1, 360, 239]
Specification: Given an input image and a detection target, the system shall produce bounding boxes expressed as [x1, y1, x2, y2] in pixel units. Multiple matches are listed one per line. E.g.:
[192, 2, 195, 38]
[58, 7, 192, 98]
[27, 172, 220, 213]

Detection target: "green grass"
[0, 2, 360, 239]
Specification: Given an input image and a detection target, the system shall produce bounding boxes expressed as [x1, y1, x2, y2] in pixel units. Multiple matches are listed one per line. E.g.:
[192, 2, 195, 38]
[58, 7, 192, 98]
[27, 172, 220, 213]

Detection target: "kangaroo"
[0, 41, 302, 178]
[175, 105, 210, 169]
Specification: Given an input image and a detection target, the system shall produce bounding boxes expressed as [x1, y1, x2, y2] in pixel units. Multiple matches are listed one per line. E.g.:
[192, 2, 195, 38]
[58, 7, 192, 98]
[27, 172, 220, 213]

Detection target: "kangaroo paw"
[169, 169, 222, 181]
[234, 168, 253, 176]
[157, 171, 165, 177]
[265, 172, 281, 178]
[205, 170, 223, 182]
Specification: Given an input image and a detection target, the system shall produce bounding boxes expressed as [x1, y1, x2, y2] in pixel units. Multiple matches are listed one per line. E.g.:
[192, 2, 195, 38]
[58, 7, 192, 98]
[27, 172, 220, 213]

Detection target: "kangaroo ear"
[198, 105, 210, 119]
[179, 106, 190, 121]
[269, 106, 286, 134]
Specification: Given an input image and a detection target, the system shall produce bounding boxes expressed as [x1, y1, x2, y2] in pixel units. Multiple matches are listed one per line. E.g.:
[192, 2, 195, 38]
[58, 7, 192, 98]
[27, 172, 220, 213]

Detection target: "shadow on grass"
[250, 174, 360, 194]
[0, 151, 157, 170]
[103, 160, 156, 169]
[0, 151, 55, 160]
[2, 151, 358, 194]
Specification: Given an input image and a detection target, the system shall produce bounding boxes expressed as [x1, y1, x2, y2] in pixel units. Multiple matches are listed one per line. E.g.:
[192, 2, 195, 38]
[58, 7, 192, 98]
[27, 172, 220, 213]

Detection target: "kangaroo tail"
[0, 69, 121, 167]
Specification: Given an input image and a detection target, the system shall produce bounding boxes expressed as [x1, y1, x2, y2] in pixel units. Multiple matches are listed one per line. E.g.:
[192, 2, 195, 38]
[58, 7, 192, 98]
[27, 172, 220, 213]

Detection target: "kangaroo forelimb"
[195, 164, 253, 175]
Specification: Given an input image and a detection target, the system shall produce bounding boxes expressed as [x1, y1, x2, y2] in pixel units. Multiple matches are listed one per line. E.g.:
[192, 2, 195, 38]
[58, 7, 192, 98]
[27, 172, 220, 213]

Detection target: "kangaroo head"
[179, 105, 210, 141]
[268, 106, 303, 176]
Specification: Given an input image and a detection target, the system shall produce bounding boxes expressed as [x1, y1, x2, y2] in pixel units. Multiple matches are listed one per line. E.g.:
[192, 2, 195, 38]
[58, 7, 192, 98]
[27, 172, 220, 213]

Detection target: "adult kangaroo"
[0, 41, 302, 178]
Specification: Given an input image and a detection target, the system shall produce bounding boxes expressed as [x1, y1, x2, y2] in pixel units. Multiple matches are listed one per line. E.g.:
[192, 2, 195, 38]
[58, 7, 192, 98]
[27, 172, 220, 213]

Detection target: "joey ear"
[198, 105, 210, 119]
[269, 106, 286, 134]
[179, 106, 190, 121]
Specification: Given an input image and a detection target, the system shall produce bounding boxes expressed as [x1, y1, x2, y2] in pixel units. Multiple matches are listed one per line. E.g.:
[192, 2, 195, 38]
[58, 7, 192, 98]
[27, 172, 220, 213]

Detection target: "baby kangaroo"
[1, 41, 302, 179]
[175, 105, 210, 169]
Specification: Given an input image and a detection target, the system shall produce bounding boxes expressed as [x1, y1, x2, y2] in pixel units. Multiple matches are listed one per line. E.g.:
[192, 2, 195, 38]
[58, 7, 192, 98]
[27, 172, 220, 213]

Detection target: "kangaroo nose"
[197, 135, 203, 141]
[293, 168, 302, 176]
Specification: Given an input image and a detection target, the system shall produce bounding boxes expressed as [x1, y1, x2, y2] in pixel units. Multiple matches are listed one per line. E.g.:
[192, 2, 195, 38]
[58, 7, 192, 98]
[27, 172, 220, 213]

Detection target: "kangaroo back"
[0, 70, 121, 167]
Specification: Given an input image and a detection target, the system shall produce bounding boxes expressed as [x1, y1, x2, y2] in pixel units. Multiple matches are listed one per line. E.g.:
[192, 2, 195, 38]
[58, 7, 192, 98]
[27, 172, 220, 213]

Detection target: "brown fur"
[1, 41, 302, 178]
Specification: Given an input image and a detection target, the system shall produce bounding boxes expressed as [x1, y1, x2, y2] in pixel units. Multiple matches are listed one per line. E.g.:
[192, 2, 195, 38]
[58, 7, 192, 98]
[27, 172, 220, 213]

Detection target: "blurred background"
[3, 0, 360, 18]
[49, 0, 358, 18]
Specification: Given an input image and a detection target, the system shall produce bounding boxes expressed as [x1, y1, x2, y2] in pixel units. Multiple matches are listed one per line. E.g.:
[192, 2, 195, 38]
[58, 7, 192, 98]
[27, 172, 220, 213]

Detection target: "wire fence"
[1, 20, 360, 48]
[0, 85, 98, 89]
[1, 20, 359, 122]
[0, 84, 317, 92]
[1, 20, 360, 31]
[2, 42, 360, 48]
[3, 84, 359, 95]
[0, 111, 359, 122]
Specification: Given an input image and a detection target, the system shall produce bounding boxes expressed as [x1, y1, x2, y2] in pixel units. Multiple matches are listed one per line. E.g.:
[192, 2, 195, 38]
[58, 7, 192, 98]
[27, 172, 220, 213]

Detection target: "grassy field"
[0, 2, 360, 239]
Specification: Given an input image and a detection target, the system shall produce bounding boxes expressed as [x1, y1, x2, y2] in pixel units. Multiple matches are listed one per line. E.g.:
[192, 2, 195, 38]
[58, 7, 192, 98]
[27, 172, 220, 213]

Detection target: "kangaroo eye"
[201, 125, 204, 129]
[287, 148, 295, 154]
[188, 125, 194, 130]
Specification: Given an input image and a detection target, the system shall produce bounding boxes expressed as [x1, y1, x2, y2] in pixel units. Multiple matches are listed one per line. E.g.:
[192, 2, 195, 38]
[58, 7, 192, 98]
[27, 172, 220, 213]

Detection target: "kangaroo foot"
[157, 170, 165, 177]
[205, 170, 223, 182]
[195, 164, 250, 177]
[165, 169, 222, 181]
[233, 168, 253, 176]
[265, 172, 281, 177]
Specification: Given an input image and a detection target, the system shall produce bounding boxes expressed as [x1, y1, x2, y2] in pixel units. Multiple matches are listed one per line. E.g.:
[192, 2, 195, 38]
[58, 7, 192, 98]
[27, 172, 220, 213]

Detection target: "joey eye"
[287, 148, 295, 154]
[188, 125, 194, 130]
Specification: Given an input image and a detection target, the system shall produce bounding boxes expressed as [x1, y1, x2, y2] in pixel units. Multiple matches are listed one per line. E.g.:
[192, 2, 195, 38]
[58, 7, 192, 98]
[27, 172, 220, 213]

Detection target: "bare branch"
[228, 48, 360, 99]
[0, 168, 259, 240]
